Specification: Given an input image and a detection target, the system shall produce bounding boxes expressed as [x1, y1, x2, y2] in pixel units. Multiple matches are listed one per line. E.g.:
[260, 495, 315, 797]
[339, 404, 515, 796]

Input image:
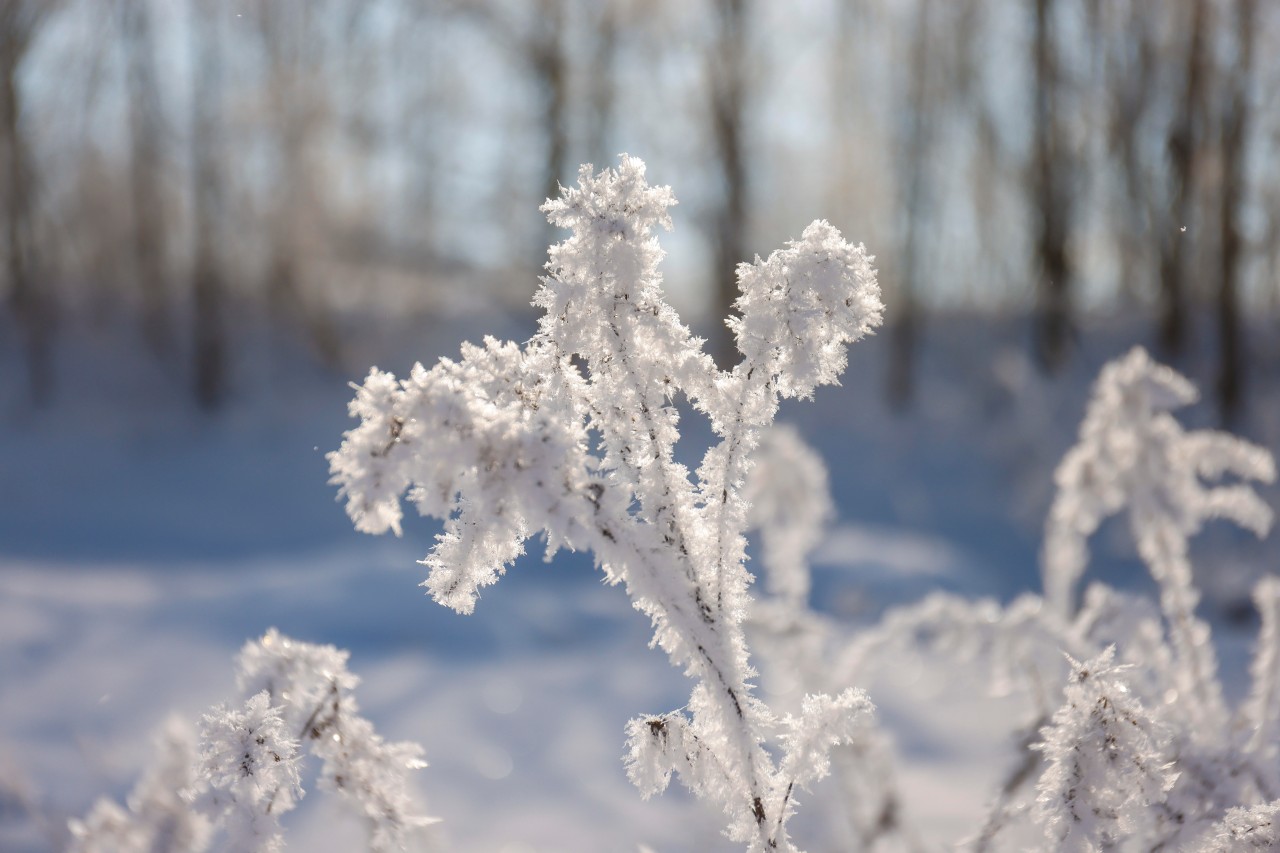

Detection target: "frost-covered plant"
[744, 425, 918, 852]
[985, 349, 1279, 850]
[1199, 799, 1280, 852]
[227, 629, 435, 851]
[330, 156, 882, 851]
[1044, 348, 1275, 617]
[1033, 647, 1175, 852]
[1048, 573, 1280, 852]
[68, 718, 211, 853]
[69, 630, 434, 853]
[744, 424, 833, 610]
[1043, 346, 1274, 728]
[327, 162, 1276, 850]
[983, 350, 1276, 850]
[1242, 576, 1280, 790]
[751, 349, 1279, 852]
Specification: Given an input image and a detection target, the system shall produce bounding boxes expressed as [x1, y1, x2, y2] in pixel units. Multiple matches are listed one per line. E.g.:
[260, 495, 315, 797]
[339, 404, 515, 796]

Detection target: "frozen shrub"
[1199, 800, 1280, 852]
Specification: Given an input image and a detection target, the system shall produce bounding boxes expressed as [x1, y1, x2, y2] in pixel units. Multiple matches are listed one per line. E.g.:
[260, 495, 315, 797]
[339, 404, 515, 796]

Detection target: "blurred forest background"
[0, 0, 1278, 420]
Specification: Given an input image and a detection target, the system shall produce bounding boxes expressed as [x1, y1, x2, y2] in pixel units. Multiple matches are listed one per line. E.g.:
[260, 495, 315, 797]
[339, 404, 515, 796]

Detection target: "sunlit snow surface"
[2, 542, 1038, 852]
[1, 312, 1275, 851]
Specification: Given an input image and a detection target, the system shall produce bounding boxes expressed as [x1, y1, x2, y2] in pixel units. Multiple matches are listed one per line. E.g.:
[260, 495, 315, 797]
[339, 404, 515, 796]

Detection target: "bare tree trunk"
[122, 0, 170, 354]
[0, 2, 51, 406]
[1158, 0, 1208, 360]
[1216, 0, 1255, 425]
[830, 0, 863, 223]
[266, 122, 342, 368]
[888, 0, 932, 408]
[585, 0, 616, 167]
[1031, 0, 1073, 372]
[710, 0, 748, 367]
[1105, 1, 1156, 308]
[258, 0, 341, 367]
[532, 0, 569, 223]
[190, 0, 226, 410]
[456, 0, 573, 270]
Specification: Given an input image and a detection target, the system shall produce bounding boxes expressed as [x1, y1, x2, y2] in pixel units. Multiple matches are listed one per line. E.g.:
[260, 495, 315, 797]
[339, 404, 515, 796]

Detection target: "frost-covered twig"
[70, 630, 434, 853]
[744, 425, 833, 609]
[235, 629, 435, 851]
[68, 718, 211, 853]
[744, 425, 920, 852]
[1196, 799, 1280, 852]
[834, 591, 1080, 698]
[1026, 350, 1279, 851]
[1242, 578, 1280, 797]
[330, 156, 882, 850]
[1043, 346, 1275, 731]
[1034, 647, 1176, 852]
[192, 692, 303, 853]
[825, 349, 1278, 851]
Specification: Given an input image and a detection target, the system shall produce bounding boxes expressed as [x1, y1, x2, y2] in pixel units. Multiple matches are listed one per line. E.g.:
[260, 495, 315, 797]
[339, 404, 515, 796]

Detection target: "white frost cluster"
[1034, 647, 1175, 852]
[1016, 570, 1280, 852]
[966, 351, 1278, 849]
[1040, 347, 1275, 762]
[70, 630, 435, 853]
[331, 156, 882, 850]
[1199, 800, 1280, 852]
[193, 692, 303, 853]
[1019, 352, 1278, 850]
[234, 629, 435, 851]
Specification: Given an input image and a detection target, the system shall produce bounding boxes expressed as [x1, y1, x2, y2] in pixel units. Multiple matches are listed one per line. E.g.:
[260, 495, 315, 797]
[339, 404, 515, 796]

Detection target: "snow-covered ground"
[2, 308, 1276, 851]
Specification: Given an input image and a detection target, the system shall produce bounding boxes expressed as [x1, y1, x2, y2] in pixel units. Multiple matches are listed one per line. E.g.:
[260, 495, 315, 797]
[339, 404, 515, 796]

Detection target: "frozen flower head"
[729, 220, 882, 399]
[542, 155, 675, 242]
